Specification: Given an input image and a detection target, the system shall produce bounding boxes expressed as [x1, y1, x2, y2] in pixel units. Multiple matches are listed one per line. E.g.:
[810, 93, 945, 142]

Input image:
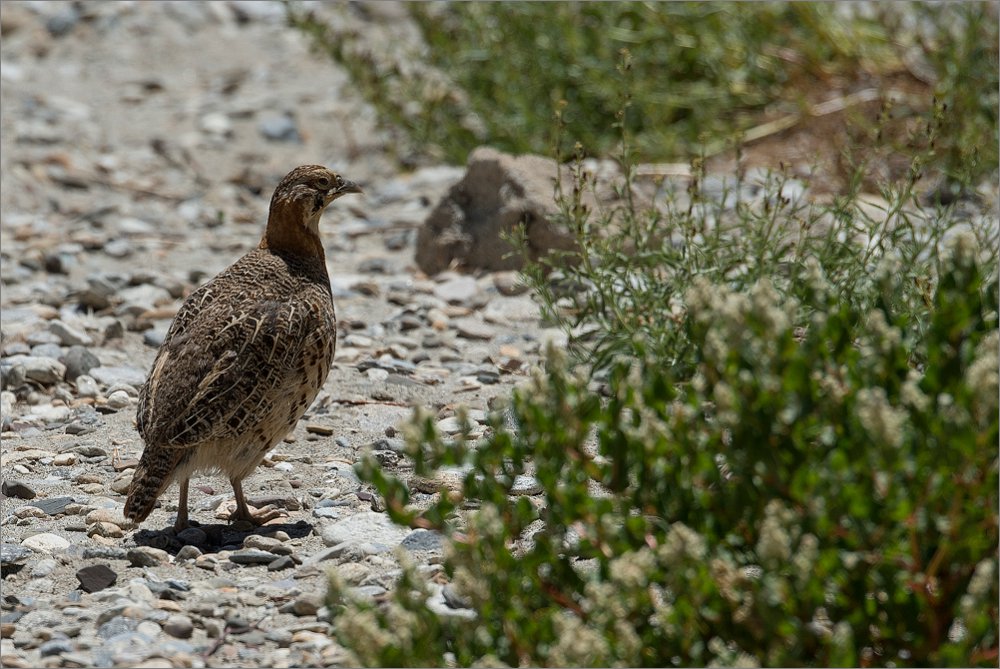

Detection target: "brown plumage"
[125, 165, 361, 530]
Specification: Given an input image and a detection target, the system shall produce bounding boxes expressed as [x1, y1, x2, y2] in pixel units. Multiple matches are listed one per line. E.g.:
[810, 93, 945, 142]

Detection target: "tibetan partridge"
[125, 165, 361, 530]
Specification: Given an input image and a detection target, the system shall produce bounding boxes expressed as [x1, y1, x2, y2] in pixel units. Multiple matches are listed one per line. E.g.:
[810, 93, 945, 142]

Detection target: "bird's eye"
[317, 177, 331, 189]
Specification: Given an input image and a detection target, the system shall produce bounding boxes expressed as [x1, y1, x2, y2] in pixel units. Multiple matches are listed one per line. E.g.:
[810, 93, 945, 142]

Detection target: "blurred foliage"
[290, 1, 998, 188]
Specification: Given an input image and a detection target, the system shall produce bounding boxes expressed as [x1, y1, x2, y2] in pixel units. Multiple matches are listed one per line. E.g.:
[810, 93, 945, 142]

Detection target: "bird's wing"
[137, 292, 332, 448]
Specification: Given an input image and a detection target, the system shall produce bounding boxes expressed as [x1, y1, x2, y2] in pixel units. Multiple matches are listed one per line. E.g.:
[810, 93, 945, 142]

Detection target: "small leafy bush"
[526, 103, 998, 374]
[333, 228, 997, 666]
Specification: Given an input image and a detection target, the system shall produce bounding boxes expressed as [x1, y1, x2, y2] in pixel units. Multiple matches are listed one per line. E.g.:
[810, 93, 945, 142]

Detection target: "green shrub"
[289, 1, 998, 185]
[525, 110, 998, 374]
[334, 227, 997, 666]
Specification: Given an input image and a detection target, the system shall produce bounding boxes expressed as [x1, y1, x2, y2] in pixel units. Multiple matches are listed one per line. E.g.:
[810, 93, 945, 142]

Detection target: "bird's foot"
[227, 503, 286, 526]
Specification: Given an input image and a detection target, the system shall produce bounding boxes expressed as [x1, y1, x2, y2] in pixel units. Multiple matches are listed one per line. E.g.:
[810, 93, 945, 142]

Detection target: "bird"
[124, 165, 361, 531]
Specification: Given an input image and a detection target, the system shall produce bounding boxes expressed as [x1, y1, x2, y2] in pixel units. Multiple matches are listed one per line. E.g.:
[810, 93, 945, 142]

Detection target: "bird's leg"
[229, 478, 285, 525]
[174, 478, 190, 532]
[229, 478, 254, 523]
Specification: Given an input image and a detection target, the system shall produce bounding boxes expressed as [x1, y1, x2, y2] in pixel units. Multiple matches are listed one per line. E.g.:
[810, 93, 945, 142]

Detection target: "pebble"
[30, 558, 58, 578]
[106, 390, 131, 409]
[46, 5, 80, 36]
[228, 549, 279, 565]
[287, 594, 322, 616]
[1, 543, 31, 568]
[127, 547, 171, 567]
[73, 374, 100, 398]
[103, 239, 134, 258]
[200, 111, 233, 138]
[1, 480, 37, 500]
[38, 637, 75, 657]
[86, 508, 127, 526]
[48, 320, 94, 347]
[21, 533, 71, 554]
[258, 113, 301, 142]
[243, 535, 292, 555]
[453, 318, 496, 341]
[76, 564, 118, 593]
[89, 365, 146, 388]
[319, 511, 411, 549]
[400, 529, 444, 552]
[53, 452, 77, 466]
[493, 271, 529, 296]
[30, 496, 75, 516]
[175, 545, 202, 561]
[433, 276, 480, 305]
[334, 562, 371, 586]
[162, 614, 194, 639]
[267, 556, 295, 571]
[436, 416, 465, 434]
[2, 356, 66, 385]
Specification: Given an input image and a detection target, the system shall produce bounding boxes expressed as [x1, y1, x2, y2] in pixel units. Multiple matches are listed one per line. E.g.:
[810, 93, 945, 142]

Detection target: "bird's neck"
[259, 206, 326, 261]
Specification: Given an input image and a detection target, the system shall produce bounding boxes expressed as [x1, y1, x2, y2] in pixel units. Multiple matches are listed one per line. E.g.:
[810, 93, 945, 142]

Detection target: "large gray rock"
[415, 146, 595, 275]
[1, 355, 66, 385]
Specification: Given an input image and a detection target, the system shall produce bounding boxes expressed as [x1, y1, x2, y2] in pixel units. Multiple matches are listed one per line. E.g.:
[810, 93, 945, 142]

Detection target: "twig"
[50, 171, 196, 202]
[329, 398, 411, 407]
[700, 87, 911, 159]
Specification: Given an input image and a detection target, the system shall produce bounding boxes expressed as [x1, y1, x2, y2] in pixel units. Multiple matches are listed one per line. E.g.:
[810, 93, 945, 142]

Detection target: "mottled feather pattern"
[125, 165, 360, 529]
[136, 249, 335, 448]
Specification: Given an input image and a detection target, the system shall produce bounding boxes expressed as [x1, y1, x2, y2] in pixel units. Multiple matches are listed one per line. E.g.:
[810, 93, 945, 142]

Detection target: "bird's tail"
[123, 447, 183, 525]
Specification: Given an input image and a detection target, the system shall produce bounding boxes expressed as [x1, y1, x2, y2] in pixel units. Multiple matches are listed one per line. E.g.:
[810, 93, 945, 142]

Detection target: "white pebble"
[22, 532, 71, 554]
[107, 390, 131, 409]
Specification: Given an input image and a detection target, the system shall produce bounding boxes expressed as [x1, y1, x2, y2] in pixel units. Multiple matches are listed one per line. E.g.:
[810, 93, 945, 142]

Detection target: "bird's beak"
[333, 179, 362, 198]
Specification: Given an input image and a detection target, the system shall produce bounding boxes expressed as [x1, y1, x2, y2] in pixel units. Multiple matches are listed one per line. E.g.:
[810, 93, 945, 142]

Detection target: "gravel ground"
[0, 3, 558, 667]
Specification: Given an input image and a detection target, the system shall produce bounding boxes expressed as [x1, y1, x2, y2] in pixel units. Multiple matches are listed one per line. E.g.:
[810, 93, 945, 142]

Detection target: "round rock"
[319, 511, 411, 549]
[127, 547, 171, 567]
[22, 533, 71, 554]
[162, 614, 194, 639]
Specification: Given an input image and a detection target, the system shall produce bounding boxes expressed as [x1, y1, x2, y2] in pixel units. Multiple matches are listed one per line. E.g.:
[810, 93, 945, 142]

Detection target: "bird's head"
[262, 165, 362, 256]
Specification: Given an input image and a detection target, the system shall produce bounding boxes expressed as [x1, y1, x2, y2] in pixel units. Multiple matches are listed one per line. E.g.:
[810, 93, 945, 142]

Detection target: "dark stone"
[415, 146, 588, 274]
[225, 616, 252, 634]
[476, 369, 501, 384]
[61, 346, 101, 382]
[31, 496, 75, 516]
[2, 481, 36, 500]
[76, 564, 117, 593]
[228, 549, 277, 565]
[267, 556, 295, 571]
[69, 443, 107, 458]
[65, 422, 95, 435]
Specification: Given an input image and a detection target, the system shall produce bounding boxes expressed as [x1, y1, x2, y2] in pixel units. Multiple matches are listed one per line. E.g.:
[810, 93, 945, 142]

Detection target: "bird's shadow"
[132, 519, 313, 556]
